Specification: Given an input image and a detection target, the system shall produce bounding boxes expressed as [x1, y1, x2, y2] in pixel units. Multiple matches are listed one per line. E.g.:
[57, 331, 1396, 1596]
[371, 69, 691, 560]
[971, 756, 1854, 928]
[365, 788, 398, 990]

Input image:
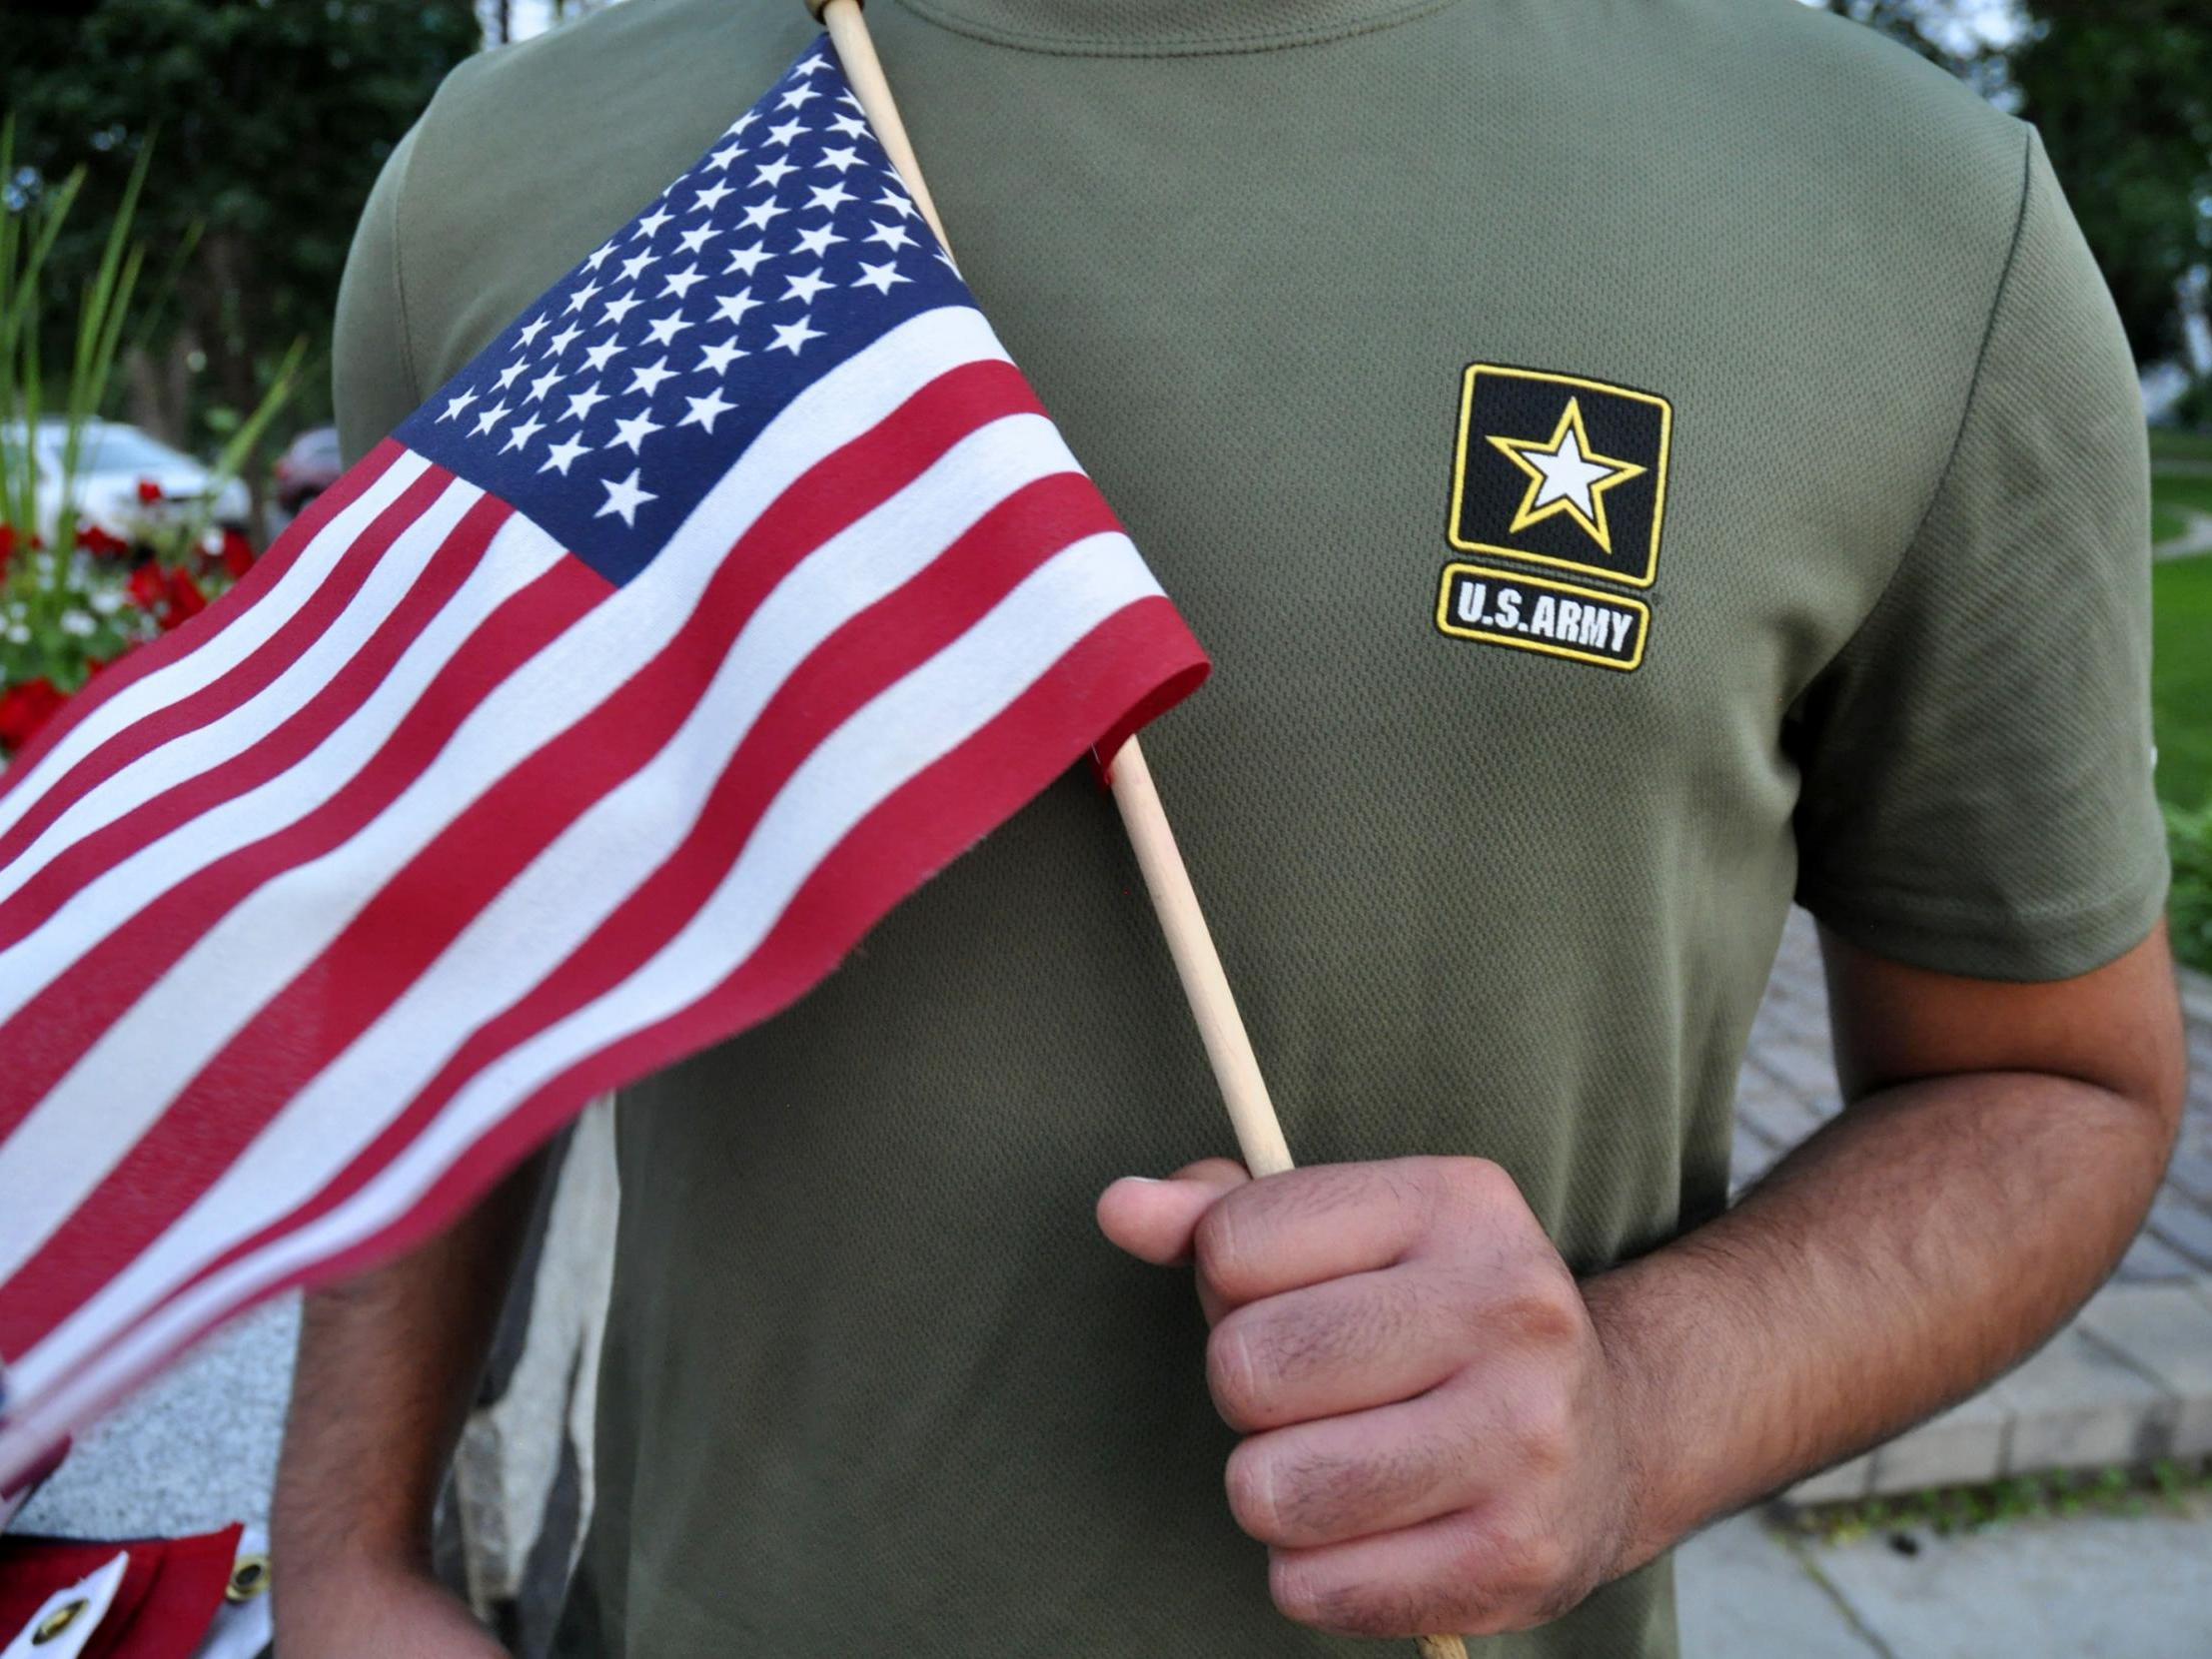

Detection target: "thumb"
[1096, 1158, 1250, 1268]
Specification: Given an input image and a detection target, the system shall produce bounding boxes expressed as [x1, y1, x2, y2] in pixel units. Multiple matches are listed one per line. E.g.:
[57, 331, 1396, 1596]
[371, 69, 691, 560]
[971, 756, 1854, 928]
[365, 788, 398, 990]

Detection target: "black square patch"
[1448, 365, 1672, 589]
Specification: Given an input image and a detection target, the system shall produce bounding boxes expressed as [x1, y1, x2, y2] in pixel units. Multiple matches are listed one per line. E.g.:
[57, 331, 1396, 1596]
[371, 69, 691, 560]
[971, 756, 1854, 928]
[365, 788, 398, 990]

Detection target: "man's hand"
[1098, 1157, 1645, 1640]
[274, 1556, 510, 1659]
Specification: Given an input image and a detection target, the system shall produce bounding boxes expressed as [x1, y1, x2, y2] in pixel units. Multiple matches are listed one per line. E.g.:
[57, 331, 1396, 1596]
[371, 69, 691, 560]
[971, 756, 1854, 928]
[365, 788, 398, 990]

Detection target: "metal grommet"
[31, 1597, 87, 1644]
[225, 1553, 271, 1603]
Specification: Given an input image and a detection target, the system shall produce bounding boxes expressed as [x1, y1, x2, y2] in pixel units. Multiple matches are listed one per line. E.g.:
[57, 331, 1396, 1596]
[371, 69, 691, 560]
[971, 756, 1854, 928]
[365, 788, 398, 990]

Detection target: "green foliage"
[1820, 1, 2212, 370]
[1793, 1456, 2212, 1543]
[2153, 553, 2212, 815]
[2, 0, 479, 445]
[2169, 800, 2212, 976]
[2013, 3, 2212, 369]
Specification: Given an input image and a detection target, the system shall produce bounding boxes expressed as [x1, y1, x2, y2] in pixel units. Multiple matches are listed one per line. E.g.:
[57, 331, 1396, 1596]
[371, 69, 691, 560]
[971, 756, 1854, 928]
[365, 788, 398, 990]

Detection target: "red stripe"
[0, 495, 515, 956]
[14, 598, 1204, 1434]
[0, 360, 1044, 1348]
[0, 441, 411, 814]
[0, 461, 455, 876]
[0, 551, 611, 1152]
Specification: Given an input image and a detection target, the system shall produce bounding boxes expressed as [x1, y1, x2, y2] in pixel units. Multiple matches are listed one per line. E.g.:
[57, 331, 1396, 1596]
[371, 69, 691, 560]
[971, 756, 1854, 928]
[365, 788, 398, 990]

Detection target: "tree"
[2, 0, 481, 452]
[2009, 1, 2212, 367]
[1822, 0, 2212, 370]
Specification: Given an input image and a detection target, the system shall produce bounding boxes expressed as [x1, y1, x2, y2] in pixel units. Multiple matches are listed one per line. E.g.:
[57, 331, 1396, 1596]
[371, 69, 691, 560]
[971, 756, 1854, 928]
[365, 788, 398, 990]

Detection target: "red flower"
[127, 561, 168, 614]
[163, 567, 207, 628]
[76, 523, 131, 559]
[136, 477, 164, 504]
[218, 528, 256, 579]
[0, 678, 67, 752]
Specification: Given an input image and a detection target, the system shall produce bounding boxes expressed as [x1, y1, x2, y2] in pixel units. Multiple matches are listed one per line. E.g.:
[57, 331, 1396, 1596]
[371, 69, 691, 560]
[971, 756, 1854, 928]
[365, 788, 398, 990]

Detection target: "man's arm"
[271, 1154, 549, 1657]
[1097, 925, 2185, 1640]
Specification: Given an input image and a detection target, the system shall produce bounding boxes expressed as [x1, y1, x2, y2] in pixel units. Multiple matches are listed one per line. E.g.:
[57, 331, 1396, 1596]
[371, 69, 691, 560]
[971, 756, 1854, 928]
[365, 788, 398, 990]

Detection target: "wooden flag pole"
[811, 6, 1468, 1653]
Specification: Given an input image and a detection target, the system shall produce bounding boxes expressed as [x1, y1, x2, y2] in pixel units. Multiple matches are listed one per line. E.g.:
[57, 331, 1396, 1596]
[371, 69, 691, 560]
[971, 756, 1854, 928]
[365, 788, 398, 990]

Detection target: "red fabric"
[0, 1525, 237, 1658]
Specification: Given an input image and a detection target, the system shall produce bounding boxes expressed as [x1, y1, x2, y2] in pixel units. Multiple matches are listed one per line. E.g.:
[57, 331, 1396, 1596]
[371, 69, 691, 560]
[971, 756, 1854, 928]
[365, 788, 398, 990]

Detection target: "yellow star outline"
[1484, 397, 1648, 557]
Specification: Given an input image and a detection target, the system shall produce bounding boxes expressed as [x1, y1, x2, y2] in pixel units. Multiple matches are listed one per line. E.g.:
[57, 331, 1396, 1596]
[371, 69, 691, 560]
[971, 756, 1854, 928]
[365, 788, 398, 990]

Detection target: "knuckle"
[1510, 1387, 1577, 1477]
[1270, 1560, 1428, 1639]
[1206, 1321, 1268, 1429]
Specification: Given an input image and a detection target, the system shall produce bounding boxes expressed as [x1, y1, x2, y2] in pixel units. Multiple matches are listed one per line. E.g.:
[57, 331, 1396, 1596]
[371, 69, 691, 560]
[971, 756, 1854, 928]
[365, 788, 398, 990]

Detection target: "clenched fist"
[1097, 1157, 1650, 1641]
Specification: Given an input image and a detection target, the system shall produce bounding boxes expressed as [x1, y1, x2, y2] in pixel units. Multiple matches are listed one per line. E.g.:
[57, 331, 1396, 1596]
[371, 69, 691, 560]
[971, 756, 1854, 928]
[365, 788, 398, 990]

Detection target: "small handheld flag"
[0, 37, 1207, 1483]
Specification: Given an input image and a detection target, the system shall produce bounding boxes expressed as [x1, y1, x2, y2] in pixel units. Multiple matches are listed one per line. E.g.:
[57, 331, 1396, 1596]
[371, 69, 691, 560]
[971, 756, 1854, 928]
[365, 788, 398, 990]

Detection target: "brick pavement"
[1738, 909, 2212, 1501]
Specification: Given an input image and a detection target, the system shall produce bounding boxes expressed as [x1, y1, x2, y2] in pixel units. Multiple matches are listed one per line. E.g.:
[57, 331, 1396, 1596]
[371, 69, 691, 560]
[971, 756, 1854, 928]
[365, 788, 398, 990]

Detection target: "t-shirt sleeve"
[332, 121, 430, 468]
[1787, 127, 2167, 983]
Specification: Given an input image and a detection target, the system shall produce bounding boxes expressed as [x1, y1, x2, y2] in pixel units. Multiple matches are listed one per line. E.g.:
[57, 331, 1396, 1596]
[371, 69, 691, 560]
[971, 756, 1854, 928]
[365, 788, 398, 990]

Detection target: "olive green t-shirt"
[332, 0, 2166, 1652]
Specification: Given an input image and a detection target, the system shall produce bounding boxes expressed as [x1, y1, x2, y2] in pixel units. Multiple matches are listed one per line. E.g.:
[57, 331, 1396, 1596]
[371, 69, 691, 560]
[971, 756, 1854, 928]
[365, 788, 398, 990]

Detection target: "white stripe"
[0, 479, 485, 915]
[0, 307, 1010, 1284]
[0, 498, 551, 1029]
[13, 409, 1082, 1386]
[0, 452, 433, 846]
[5, 531, 1161, 1455]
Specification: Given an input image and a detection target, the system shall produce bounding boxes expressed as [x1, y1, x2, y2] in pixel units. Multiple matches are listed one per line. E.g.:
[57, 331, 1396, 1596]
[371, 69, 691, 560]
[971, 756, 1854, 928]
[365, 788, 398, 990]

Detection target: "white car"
[5, 418, 250, 544]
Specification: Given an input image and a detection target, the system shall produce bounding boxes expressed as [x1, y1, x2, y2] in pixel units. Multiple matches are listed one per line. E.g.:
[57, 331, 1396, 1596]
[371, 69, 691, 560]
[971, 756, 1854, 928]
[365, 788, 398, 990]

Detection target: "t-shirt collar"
[887, 0, 1460, 56]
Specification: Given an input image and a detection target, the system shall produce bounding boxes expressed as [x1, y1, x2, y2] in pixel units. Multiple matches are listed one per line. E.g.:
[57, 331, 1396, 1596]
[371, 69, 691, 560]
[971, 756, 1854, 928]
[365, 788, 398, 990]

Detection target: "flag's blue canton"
[397, 39, 968, 587]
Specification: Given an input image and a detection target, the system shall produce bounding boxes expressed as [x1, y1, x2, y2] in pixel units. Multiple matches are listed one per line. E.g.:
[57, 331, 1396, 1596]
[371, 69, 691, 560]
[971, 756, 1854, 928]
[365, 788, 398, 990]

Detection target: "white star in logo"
[724, 243, 771, 277]
[707, 142, 743, 172]
[580, 339, 622, 375]
[471, 401, 512, 436]
[583, 243, 613, 272]
[769, 316, 824, 355]
[679, 387, 738, 433]
[851, 259, 907, 296]
[696, 335, 746, 375]
[630, 205, 673, 241]
[874, 188, 916, 219]
[806, 181, 856, 214]
[541, 434, 590, 475]
[502, 414, 547, 452]
[764, 118, 805, 147]
[437, 388, 479, 423]
[643, 310, 693, 347]
[713, 288, 762, 327]
[724, 110, 757, 139]
[659, 264, 707, 300]
[828, 112, 868, 140]
[865, 220, 915, 252]
[740, 199, 789, 232]
[676, 224, 716, 256]
[608, 410, 664, 453]
[626, 356, 678, 398]
[791, 51, 830, 75]
[564, 280, 603, 314]
[596, 466, 655, 525]
[817, 144, 861, 173]
[753, 157, 799, 190]
[601, 292, 643, 326]
[546, 322, 583, 356]
[618, 250, 654, 284]
[495, 359, 528, 391]
[517, 316, 550, 348]
[778, 84, 820, 110]
[792, 223, 845, 259]
[561, 383, 609, 423]
[525, 366, 562, 405]
[1484, 397, 1648, 554]
[782, 267, 832, 306]
[692, 180, 736, 215]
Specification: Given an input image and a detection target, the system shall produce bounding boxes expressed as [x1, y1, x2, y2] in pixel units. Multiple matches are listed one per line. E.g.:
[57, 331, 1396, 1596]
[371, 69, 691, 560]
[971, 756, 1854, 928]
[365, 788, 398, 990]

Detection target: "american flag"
[0, 38, 1208, 1486]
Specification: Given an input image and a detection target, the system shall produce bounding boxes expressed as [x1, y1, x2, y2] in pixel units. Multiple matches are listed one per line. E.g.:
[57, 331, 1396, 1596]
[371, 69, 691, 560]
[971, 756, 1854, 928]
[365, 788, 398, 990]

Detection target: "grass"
[2154, 552, 2212, 813]
[1787, 1457, 2212, 1547]
[2152, 470, 2212, 547]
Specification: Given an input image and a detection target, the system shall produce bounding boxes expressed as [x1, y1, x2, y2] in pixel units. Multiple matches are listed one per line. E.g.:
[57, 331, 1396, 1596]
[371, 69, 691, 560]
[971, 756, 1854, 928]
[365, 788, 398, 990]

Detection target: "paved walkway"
[1677, 1498, 2212, 1659]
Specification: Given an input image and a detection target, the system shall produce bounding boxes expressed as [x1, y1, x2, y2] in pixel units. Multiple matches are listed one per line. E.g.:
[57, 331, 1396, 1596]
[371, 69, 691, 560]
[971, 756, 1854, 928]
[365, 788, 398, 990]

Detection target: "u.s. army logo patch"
[1447, 365, 1672, 589]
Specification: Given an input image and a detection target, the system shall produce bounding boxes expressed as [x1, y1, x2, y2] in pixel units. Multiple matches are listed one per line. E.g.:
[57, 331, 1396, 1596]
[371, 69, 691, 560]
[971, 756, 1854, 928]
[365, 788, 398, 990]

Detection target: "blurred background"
[0, 1, 2208, 1655]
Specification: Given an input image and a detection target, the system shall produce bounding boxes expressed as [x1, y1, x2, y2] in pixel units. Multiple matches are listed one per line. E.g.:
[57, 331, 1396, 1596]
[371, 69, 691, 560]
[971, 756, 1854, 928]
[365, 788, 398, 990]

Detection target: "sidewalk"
[1738, 911, 2212, 1503]
[1677, 1498, 2212, 1659]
